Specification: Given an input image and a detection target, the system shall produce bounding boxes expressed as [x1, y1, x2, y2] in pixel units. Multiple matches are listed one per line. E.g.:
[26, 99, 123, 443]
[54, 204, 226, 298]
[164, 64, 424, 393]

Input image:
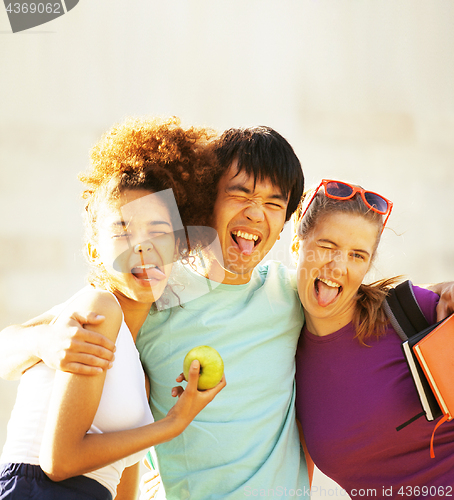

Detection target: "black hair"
[215, 126, 304, 221]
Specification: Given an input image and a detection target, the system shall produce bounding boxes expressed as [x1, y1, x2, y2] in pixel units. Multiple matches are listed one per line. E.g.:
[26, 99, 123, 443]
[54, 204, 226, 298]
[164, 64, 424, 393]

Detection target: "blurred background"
[1, 1, 453, 497]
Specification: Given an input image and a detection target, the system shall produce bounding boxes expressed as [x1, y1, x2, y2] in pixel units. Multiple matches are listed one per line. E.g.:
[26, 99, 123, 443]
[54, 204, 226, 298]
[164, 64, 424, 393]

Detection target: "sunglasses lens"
[325, 181, 354, 198]
[364, 192, 388, 213]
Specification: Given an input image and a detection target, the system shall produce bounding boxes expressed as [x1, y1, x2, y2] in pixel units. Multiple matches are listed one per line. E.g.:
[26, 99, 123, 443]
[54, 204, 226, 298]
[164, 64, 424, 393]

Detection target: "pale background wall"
[0, 1, 453, 497]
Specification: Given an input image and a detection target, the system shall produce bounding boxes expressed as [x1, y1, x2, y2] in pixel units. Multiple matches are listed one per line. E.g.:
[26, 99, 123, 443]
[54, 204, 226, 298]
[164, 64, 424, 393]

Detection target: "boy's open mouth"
[231, 230, 261, 256]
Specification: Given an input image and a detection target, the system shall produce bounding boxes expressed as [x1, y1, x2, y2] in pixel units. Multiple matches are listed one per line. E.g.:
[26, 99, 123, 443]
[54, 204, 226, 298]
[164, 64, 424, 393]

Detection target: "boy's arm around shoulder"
[0, 311, 56, 380]
[0, 300, 115, 380]
[424, 281, 454, 320]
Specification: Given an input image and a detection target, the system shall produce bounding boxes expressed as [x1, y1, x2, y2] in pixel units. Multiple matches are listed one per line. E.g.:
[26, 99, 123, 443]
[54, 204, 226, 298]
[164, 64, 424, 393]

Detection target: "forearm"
[425, 282, 442, 295]
[40, 415, 186, 481]
[0, 324, 43, 380]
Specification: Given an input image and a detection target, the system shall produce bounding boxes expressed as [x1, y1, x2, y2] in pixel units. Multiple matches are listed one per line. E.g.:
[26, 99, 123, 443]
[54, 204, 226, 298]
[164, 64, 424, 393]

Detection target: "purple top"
[296, 286, 454, 496]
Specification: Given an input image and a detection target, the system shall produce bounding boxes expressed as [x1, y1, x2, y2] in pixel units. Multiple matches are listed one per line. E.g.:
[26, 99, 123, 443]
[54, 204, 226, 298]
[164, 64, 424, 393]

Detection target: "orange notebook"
[413, 314, 454, 457]
[414, 314, 454, 419]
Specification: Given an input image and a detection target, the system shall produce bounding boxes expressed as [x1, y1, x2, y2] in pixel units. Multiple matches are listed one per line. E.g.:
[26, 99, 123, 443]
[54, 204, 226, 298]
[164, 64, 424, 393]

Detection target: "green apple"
[183, 345, 224, 390]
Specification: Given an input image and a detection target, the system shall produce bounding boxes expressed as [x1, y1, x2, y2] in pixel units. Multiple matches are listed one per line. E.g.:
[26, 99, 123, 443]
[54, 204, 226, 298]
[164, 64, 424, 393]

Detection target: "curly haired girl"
[0, 117, 226, 500]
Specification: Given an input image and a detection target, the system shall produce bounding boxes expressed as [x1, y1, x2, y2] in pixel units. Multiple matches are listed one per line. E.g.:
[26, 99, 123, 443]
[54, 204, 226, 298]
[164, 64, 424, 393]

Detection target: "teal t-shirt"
[136, 260, 308, 499]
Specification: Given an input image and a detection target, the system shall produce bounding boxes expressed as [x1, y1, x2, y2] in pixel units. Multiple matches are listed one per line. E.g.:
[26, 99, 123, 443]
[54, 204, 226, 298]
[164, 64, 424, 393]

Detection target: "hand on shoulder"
[425, 281, 454, 321]
[39, 288, 118, 375]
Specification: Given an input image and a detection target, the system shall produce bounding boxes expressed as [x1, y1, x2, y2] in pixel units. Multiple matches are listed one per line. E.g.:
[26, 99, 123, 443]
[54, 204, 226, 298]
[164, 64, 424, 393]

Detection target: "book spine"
[414, 345, 449, 416]
[402, 342, 434, 420]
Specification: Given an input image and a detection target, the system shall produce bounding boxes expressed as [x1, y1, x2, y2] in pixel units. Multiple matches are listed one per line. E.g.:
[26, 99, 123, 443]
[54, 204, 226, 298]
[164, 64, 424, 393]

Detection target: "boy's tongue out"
[236, 236, 255, 256]
[315, 279, 340, 307]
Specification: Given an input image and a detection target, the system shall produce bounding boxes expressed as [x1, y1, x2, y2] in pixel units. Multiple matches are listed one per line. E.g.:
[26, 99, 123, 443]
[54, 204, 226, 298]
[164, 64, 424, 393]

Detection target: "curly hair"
[79, 116, 220, 287]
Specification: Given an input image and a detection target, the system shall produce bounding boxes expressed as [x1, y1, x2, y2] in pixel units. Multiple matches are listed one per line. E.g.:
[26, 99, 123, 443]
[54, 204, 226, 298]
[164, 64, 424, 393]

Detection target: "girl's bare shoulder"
[57, 288, 123, 343]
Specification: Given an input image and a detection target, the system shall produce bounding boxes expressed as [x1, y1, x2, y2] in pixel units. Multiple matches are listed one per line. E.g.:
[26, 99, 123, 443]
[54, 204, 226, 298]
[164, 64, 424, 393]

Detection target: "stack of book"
[402, 314, 454, 457]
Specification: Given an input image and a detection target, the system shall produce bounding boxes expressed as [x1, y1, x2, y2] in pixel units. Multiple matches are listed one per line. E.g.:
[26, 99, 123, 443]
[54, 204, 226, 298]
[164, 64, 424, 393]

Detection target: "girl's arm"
[39, 288, 226, 482]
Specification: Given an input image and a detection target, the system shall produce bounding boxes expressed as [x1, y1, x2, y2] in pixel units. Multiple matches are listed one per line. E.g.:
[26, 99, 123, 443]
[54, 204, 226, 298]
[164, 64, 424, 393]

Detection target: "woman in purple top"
[293, 180, 454, 498]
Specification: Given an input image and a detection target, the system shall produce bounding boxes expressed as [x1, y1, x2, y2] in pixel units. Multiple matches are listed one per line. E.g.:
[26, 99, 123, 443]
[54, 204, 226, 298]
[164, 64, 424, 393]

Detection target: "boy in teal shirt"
[137, 126, 308, 498]
[138, 261, 306, 498]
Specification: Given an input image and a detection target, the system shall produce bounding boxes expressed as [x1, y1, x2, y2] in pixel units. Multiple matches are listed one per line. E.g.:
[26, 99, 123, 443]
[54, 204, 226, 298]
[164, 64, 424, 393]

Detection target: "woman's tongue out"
[315, 278, 340, 307]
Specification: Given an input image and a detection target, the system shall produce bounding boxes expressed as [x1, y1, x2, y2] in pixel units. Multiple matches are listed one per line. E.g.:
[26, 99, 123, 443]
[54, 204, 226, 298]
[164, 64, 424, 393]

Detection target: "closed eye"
[231, 194, 249, 202]
[149, 231, 169, 238]
[266, 202, 285, 209]
[112, 231, 130, 239]
[317, 242, 336, 251]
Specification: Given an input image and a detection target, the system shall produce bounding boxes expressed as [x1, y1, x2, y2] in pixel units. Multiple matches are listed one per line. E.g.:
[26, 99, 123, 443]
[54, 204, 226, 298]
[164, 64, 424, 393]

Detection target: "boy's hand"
[139, 461, 161, 500]
[427, 281, 454, 320]
[39, 311, 115, 375]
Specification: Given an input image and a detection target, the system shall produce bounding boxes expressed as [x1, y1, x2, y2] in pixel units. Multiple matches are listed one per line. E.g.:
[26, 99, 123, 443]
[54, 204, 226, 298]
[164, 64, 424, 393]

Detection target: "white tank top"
[1, 294, 154, 498]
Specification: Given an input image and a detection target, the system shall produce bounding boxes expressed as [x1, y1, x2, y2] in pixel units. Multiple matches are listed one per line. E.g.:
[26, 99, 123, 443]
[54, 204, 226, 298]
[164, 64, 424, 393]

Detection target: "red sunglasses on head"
[301, 179, 393, 233]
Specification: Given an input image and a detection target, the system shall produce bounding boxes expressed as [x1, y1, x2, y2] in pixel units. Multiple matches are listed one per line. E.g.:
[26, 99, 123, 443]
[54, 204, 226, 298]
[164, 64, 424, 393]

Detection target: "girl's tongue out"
[315, 278, 340, 307]
[132, 266, 166, 281]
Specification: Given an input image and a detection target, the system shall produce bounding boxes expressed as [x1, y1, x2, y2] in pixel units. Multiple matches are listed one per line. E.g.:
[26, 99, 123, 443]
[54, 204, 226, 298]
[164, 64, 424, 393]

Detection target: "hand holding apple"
[166, 356, 226, 436]
[183, 345, 224, 390]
